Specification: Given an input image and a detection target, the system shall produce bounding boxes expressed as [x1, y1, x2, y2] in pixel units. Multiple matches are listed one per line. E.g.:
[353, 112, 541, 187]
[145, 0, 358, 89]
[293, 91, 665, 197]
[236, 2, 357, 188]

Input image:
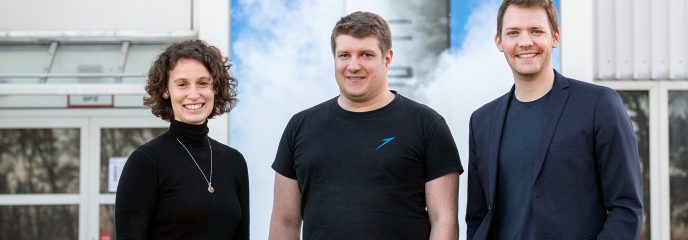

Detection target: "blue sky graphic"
[229, 1, 562, 238]
[232, 0, 561, 69]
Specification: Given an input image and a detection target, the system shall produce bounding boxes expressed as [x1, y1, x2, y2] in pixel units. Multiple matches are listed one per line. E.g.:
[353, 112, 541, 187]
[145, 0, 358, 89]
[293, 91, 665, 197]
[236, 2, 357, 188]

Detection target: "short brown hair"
[496, 0, 559, 37]
[330, 11, 392, 55]
[143, 39, 238, 121]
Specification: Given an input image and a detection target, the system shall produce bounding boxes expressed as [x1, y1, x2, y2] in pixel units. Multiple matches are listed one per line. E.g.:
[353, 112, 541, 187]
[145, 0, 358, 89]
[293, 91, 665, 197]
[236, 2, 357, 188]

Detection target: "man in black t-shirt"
[268, 11, 463, 240]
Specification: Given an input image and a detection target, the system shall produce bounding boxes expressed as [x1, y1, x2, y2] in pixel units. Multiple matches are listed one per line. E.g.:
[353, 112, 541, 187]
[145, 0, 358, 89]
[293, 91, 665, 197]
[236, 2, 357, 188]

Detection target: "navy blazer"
[465, 71, 643, 240]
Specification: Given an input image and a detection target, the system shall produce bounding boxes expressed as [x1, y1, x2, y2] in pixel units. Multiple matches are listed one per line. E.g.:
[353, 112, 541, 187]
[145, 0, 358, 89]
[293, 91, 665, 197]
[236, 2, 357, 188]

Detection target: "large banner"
[230, 0, 559, 238]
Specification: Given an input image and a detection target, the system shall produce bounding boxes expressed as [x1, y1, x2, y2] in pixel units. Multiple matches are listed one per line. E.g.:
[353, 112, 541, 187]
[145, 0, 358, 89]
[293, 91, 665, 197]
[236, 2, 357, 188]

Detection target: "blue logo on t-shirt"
[375, 137, 396, 151]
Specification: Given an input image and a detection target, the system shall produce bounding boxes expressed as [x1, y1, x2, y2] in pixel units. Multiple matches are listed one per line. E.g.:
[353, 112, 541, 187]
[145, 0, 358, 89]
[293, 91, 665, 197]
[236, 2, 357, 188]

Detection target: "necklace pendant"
[208, 185, 215, 193]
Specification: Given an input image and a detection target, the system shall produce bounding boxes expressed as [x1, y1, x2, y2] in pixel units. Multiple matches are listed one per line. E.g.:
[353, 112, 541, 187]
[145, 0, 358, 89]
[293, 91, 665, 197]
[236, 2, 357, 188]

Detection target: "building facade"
[0, 0, 686, 239]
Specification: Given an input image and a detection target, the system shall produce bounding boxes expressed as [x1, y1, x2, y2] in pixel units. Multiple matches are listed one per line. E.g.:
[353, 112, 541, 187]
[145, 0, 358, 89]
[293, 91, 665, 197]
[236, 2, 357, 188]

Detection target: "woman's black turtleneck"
[116, 120, 249, 240]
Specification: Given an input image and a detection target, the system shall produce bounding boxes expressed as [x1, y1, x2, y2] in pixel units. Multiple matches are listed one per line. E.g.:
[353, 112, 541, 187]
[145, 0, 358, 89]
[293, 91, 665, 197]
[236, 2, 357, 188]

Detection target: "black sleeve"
[272, 116, 298, 179]
[115, 148, 157, 240]
[233, 153, 250, 240]
[423, 114, 464, 182]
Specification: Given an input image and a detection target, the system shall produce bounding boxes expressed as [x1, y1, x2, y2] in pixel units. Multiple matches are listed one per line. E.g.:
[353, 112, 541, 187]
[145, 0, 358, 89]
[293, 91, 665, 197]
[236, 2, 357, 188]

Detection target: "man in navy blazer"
[465, 0, 643, 239]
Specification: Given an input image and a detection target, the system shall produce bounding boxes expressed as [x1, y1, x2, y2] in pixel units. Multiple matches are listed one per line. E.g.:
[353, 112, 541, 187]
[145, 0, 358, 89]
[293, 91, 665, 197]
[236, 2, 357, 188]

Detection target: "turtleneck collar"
[169, 119, 210, 147]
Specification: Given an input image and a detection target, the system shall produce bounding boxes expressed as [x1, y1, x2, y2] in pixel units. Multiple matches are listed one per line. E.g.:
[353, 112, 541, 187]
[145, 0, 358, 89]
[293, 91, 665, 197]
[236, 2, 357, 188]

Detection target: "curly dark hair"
[143, 39, 238, 121]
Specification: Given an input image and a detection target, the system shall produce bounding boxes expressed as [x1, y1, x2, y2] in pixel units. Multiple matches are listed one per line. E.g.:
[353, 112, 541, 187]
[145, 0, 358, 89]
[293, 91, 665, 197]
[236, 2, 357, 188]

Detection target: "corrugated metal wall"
[596, 0, 687, 80]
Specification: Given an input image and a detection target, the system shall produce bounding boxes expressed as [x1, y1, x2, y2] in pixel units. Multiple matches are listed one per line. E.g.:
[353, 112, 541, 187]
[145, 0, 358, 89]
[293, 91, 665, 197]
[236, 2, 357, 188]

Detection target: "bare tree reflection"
[0, 129, 79, 193]
[0, 205, 78, 239]
[99, 128, 166, 193]
[100, 205, 116, 240]
[618, 91, 651, 240]
[669, 91, 688, 239]
[0, 129, 79, 239]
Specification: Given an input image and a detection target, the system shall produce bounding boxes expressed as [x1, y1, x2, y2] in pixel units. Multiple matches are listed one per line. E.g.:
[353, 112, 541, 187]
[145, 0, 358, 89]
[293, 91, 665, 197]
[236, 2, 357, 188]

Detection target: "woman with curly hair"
[115, 39, 248, 239]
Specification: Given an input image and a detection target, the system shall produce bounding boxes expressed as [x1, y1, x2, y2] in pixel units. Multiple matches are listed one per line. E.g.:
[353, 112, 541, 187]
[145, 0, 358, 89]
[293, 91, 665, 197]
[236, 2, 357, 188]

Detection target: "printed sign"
[68, 94, 114, 108]
[108, 157, 128, 192]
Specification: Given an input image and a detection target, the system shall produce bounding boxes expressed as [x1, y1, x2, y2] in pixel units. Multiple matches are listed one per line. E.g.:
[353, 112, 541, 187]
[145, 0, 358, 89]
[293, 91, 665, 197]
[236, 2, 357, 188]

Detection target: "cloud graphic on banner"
[230, 0, 534, 238]
[230, 0, 343, 238]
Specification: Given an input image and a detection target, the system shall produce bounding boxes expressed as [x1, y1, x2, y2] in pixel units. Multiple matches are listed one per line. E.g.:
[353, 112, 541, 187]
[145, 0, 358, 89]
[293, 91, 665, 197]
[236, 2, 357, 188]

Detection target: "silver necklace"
[176, 138, 214, 193]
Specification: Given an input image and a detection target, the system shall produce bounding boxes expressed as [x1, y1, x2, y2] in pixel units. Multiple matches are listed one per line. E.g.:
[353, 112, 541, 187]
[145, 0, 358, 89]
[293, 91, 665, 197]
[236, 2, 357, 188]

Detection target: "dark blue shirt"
[494, 92, 550, 239]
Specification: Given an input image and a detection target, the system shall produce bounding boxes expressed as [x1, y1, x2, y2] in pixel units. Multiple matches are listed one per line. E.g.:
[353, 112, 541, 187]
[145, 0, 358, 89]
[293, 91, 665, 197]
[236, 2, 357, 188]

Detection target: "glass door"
[663, 84, 688, 240]
[87, 117, 167, 240]
[0, 117, 88, 240]
[601, 81, 688, 240]
[0, 110, 167, 240]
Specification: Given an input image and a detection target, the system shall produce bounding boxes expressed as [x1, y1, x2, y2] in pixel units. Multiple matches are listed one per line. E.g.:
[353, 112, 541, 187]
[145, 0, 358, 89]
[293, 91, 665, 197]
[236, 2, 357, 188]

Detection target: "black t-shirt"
[115, 120, 249, 240]
[272, 92, 463, 240]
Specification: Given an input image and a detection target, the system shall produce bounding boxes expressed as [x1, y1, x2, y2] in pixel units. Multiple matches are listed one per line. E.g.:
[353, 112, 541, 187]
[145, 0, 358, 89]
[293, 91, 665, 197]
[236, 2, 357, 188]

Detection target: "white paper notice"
[108, 157, 128, 192]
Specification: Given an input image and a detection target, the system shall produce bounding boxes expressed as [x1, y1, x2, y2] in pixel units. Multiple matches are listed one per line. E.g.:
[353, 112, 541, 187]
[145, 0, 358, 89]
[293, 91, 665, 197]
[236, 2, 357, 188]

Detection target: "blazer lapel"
[531, 71, 570, 184]
[488, 86, 514, 204]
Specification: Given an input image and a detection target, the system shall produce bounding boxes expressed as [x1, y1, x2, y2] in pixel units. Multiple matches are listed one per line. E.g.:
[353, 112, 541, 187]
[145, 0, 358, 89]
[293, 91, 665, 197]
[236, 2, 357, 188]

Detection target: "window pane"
[100, 128, 166, 193]
[670, 91, 688, 239]
[0, 128, 80, 194]
[618, 90, 651, 240]
[49, 44, 121, 83]
[0, 45, 48, 83]
[0, 205, 78, 239]
[100, 204, 115, 240]
[122, 44, 166, 84]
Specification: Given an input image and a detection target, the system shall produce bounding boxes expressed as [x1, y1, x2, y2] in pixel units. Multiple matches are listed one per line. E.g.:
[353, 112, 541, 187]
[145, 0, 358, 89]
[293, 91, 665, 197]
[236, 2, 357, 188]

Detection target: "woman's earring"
[162, 92, 169, 99]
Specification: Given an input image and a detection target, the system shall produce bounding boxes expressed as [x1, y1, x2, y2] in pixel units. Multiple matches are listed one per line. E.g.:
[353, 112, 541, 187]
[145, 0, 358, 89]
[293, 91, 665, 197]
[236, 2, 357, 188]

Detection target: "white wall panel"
[0, 0, 191, 32]
[614, 0, 633, 79]
[561, 0, 594, 81]
[650, 0, 670, 79]
[596, 0, 615, 79]
[596, 0, 688, 80]
[633, 0, 651, 79]
[669, 0, 687, 79]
